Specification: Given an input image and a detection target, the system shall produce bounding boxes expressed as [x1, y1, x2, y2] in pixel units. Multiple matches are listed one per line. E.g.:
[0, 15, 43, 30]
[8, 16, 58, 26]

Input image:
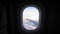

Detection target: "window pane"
[23, 6, 39, 30]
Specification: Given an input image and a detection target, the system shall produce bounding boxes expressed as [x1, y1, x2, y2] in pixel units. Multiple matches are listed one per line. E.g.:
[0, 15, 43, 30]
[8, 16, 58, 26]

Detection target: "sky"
[23, 7, 39, 21]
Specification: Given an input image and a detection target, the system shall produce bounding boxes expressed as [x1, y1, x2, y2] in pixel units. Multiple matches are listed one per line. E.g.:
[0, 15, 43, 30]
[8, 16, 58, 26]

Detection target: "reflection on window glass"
[23, 6, 39, 30]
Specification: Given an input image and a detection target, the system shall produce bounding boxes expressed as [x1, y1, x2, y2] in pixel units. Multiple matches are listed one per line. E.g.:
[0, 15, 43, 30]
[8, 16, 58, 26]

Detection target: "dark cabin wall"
[0, 0, 56, 34]
[0, 1, 7, 34]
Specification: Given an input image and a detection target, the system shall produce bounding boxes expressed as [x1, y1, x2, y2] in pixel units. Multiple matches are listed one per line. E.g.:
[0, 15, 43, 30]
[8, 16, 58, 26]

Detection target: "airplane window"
[23, 6, 40, 30]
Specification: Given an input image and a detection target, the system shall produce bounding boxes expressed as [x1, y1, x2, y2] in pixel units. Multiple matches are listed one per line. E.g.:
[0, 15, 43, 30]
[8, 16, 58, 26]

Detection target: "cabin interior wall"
[0, 0, 56, 34]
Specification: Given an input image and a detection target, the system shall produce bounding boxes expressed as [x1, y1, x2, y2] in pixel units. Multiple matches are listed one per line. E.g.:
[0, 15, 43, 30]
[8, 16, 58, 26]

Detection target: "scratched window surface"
[23, 7, 39, 30]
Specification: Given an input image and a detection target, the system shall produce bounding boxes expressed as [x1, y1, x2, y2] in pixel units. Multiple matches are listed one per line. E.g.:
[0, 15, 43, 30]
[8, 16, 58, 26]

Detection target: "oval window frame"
[17, 4, 45, 33]
[23, 6, 40, 30]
